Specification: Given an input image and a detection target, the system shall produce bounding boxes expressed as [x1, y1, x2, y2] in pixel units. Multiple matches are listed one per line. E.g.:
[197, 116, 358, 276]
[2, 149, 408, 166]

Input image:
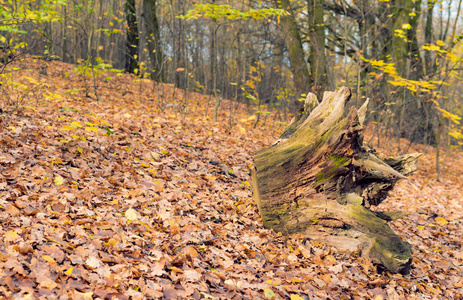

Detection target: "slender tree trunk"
[212, 24, 221, 123]
[143, 0, 163, 81]
[407, 0, 423, 80]
[124, 0, 139, 73]
[424, 0, 435, 76]
[274, 0, 311, 110]
[61, 5, 67, 62]
[307, 0, 328, 95]
[96, 0, 104, 58]
[390, 0, 422, 78]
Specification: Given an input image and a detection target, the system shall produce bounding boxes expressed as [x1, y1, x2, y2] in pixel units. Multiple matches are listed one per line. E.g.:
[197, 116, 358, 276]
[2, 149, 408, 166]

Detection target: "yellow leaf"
[290, 295, 304, 300]
[402, 23, 411, 30]
[64, 267, 73, 276]
[70, 121, 83, 129]
[85, 126, 98, 132]
[77, 146, 83, 154]
[435, 217, 448, 225]
[42, 255, 56, 263]
[59, 125, 74, 131]
[265, 280, 278, 286]
[418, 225, 424, 230]
[435, 107, 461, 124]
[422, 44, 442, 52]
[264, 288, 276, 298]
[449, 131, 463, 140]
[54, 176, 65, 185]
[125, 208, 138, 221]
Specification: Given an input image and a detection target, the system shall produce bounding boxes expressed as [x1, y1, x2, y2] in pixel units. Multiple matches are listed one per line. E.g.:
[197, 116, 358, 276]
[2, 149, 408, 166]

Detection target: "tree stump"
[252, 87, 420, 274]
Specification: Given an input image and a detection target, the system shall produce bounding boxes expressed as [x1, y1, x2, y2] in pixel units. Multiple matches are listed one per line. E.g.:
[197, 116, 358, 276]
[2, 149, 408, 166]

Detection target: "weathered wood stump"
[252, 87, 420, 274]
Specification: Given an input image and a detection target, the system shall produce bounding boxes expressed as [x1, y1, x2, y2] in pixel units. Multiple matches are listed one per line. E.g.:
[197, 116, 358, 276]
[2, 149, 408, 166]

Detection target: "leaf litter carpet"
[0, 59, 462, 299]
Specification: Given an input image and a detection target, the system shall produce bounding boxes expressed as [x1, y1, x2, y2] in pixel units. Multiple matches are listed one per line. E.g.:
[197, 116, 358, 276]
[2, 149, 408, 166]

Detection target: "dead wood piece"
[252, 87, 420, 274]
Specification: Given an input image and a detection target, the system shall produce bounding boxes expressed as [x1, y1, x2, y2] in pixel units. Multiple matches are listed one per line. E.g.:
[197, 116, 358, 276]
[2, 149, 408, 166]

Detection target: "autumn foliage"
[0, 58, 462, 298]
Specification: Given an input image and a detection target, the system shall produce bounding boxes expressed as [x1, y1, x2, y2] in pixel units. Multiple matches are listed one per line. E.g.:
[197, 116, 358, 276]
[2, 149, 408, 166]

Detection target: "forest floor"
[0, 58, 462, 299]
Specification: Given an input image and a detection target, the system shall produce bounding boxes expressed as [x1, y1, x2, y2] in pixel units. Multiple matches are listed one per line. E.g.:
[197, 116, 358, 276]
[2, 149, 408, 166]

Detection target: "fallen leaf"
[6, 205, 20, 217]
[85, 256, 102, 269]
[5, 231, 19, 243]
[38, 277, 58, 289]
[54, 175, 65, 185]
[125, 207, 138, 221]
[64, 267, 73, 276]
[182, 269, 202, 282]
[264, 288, 276, 298]
[434, 217, 448, 225]
[73, 291, 93, 300]
[42, 255, 56, 264]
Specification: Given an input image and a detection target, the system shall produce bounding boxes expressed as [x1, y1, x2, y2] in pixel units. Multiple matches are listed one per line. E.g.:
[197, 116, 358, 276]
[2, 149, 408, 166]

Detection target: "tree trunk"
[252, 87, 420, 274]
[274, 0, 311, 110]
[143, 0, 163, 81]
[124, 0, 139, 74]
[424, 0, 435, 76]
[61, 5, 67, 62]
[307, 0, 328, 95]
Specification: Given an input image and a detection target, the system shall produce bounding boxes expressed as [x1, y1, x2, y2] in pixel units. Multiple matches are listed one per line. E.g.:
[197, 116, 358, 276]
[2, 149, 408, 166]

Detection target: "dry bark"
[252, 87, 420, 274]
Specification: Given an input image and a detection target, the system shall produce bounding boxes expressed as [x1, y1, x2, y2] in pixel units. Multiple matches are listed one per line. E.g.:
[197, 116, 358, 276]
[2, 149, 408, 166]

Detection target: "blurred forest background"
[1, 0, 463, 156]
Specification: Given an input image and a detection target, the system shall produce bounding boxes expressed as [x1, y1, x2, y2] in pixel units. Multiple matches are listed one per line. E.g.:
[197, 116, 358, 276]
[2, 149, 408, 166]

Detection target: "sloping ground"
[0, 58, 462, 299]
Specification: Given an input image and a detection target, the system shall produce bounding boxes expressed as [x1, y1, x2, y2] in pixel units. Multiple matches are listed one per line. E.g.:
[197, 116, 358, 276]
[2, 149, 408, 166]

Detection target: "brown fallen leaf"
[5, 230, 20, 243]
[38, 277, 58, 290]
[181, 269, 202, 283]
[85, 256, 103, 269]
